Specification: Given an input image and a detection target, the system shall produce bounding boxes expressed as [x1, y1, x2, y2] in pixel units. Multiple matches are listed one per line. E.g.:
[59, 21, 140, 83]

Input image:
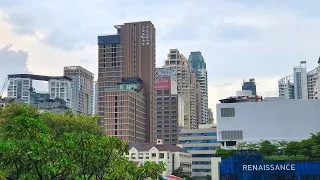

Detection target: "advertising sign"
[155, 77, 171, 90]
[141, 25, 150, 47]
[156, 68, 175, 77]
[242, 164, 295, 171]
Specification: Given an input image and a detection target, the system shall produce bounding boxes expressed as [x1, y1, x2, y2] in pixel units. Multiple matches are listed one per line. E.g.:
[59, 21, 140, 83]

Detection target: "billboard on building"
[218, 154, 320, 180]
[155, 77, 171, 90]
[156, 68, 175, 78]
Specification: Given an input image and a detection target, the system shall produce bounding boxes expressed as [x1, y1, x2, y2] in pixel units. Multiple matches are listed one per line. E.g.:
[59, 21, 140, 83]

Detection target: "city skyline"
[1, 0, 320, 114]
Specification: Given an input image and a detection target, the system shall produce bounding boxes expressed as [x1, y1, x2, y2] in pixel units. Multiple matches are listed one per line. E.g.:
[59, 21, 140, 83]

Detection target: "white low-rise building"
[179, 124, 220, 180]
[216, 99, 320, 147]
[127, 139, 192, 176]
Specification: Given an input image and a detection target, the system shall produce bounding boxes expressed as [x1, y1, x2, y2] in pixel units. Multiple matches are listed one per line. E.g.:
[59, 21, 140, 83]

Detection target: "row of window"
[157, 116, 177, 119]
[179, 140, 218, 144]
[157, 129, 178, 133]
[157, 90, 170, 95]
[192, 169, 211, 172]
[192, 154, 215, 158]
[157, 125, 178, 128]
[157, 120, 177, 124]
[157, 101, 177, 105]
[180, 132, 217, 137]
[184, 147, 216, 151]
[156, 97, 177, 101]
[157, 111, 177, 114]
[192, 161, 211, 165]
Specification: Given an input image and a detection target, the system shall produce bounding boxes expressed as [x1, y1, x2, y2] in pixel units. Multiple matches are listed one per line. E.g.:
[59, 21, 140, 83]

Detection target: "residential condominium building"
[164, 49, 197, 129]
[179, 124, 220, 180]
[188, 51, 208, 124]
[196, 81, 203, 124]
[97, 21, 156, 143]
[278, 60, 319, 100]
[94, 81, 98, 114]
[314, 59, 320, 99]
[155, 70, 184, 145]
[6, 74, 72, 107]
[190, 73, 198, 128]
[127, 139, 192, 176]
[64, 66, 94, 115]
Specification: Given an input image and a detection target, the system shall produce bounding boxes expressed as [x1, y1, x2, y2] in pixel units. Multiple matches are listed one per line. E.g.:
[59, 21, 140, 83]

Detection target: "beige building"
[127, 139, 192, 176]
[64, 66, 94, 115]
[164, 49, 197, 129]
[97, 21, 156, 143]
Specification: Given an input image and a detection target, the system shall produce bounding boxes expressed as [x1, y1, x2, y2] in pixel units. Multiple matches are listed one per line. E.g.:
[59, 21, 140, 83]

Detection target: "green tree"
[172, 167, 192, 180]
[215, 147, 234, 158]
[284, 141, 301, 156]
[258, 140, 278, 156]
[0, 104, 165, 179]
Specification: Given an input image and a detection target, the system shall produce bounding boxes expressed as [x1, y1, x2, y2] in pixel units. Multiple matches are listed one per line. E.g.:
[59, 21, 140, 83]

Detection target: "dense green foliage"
[0, 104, 165, 179]
[171, 167, 192, 180]
[215, 135, 320, 161]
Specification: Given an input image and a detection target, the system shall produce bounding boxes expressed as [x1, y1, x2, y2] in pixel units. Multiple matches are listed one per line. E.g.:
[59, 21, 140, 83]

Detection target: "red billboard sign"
[155, 77, 171, 90]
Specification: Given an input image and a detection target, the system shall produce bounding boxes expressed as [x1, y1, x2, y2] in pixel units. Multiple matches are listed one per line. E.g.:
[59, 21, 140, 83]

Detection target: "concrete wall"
[216, 100, 320, 144]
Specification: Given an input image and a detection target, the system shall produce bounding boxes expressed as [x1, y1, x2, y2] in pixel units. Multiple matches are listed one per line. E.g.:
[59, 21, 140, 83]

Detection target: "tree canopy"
[215, 135, 320, 161]
[0, 104, 165, 179]
[171, 167, 192, 180]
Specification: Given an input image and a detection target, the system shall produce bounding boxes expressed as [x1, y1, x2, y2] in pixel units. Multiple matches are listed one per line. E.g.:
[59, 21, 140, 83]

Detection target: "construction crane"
[0, 78, 9, 99]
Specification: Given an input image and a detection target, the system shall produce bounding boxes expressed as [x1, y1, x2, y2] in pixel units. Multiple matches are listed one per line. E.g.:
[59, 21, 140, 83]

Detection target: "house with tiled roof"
[127, 139, 192, 176]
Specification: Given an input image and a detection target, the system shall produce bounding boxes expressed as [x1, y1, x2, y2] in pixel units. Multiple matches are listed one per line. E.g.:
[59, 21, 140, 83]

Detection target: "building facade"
[216, 99, 320, 147]
[208, 108, 214, 124]
[307, 66, 319, 99]
[278, 75, 295, 99]
[242, 78, 256, 96]
[196, 81, 203, 124]
[127, 139, 192, 176]
[179, 124, 220, 180]
[188, 52, 209, 124]
[190, 73, 198, 129]
[293, 61, 308, 99]
[94, 81, 98, 114]
[314, 60, 320, 99]
[97, 21, 156, 143]
[6, 74, 72, 108]
[48, 78, 72, 108]
[278, 60, 320, 100]
[64, 66, 94, 115]
[155, 74, 183, 145]
[164, 49, 197, 129]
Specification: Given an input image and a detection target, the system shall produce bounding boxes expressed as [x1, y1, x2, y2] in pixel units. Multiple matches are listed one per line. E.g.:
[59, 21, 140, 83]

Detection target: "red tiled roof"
[165, 175, 184, 180]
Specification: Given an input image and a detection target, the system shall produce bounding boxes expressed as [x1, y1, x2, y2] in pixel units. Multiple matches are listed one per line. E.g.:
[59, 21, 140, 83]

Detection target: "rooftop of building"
[8, 74, 72, 81]
[64, 66, 94, 77]
[190, 51, 202, 55]
[129, 141, 188, 153]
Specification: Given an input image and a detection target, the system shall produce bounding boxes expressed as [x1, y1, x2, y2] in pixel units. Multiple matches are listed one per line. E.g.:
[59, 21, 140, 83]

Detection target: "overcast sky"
[1, 0, 320, 115]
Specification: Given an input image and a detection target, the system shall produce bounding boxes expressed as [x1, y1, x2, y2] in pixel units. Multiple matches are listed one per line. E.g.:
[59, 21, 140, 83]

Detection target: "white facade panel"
[216, 100, 320, 144]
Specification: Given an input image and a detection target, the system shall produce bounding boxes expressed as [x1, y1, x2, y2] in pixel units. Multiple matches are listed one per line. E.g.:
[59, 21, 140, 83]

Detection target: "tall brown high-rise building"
[97, 21, 156, 143]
